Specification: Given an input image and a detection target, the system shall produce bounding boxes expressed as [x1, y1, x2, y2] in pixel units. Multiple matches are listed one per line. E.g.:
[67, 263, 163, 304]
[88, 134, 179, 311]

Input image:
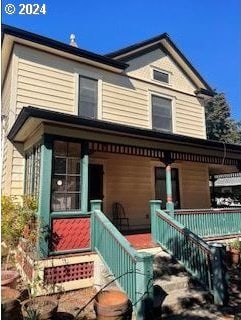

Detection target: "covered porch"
[8, 106, 241, 257]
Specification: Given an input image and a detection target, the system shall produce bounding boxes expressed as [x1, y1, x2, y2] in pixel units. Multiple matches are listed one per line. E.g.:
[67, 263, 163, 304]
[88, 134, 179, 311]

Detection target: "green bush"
[1, 195, 38, 249]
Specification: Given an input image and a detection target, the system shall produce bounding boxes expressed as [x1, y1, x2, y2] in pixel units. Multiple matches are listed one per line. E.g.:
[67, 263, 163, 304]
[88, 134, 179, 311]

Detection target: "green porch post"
[37, 135, 52, 258]
[135, 252, 154, 320]
[150, 200, 162, 243]
[81, 141, 89, 213]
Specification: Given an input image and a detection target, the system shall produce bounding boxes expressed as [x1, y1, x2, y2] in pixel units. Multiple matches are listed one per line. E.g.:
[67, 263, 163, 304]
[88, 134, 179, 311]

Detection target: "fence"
[174, 208, 241, 238]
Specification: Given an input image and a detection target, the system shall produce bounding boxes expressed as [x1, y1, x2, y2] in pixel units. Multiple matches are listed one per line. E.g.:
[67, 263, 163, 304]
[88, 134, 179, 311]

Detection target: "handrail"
[174, 208, 241, 214]
[150, 201, 228, 305]
[91, 200, 153, 320]
[94, 209, 137, 260]
[156, 210, 211, 253]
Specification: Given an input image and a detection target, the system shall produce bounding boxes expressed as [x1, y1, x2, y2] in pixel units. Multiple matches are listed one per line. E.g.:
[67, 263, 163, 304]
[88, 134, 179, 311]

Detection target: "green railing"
[150, 200, 228, 305]
[174, 208, 241, 238]
[91, 200, 154, 320]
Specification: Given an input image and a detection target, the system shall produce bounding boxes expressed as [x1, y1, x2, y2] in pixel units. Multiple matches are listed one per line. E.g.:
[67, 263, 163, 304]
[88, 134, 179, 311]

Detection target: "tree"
[205, 92, 241, 144]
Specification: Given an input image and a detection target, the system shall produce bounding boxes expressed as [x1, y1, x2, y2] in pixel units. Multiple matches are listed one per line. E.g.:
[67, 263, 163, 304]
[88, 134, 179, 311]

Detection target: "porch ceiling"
[8, 106, 241, 168]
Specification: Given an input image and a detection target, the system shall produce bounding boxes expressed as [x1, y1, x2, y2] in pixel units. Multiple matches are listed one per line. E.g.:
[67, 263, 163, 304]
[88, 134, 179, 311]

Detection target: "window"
[152, 95, 172, 132]
[153, 69, 169, 84]
[78, 76, 98, 119]
[25, 145, 41, 197]
[51, 141, 81, 211]
[155, 167, 180, 209]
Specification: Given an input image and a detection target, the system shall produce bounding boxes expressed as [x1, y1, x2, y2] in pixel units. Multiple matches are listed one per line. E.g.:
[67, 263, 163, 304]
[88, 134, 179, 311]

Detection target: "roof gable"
[106, 34, 214, 95]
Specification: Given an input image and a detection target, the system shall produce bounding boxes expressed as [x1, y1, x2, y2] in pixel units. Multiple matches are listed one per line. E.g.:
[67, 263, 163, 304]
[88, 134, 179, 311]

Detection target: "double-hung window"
[152, 95, 172, 132]
[78, 76, 98, 119]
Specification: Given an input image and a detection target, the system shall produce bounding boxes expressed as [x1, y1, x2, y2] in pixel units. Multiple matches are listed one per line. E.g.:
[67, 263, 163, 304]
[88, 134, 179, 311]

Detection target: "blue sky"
[2, 0, 241, 120]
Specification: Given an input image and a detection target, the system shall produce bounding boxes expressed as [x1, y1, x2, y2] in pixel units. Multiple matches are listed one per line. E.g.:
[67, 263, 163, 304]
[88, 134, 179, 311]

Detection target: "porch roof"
[8, 106, 241, 167]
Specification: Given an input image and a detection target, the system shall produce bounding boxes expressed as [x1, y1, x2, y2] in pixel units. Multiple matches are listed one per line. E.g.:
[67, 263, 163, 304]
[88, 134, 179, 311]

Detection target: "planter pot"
[1, 286, 23, 320]
[94, 289, 132, 320]
[21, 297, 58, 320]
[1, 270, 19, 288]
[230, 249, 240, 266]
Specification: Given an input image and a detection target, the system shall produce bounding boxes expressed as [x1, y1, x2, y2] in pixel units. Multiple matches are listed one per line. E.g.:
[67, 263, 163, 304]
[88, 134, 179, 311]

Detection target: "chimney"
[69, 34, 78, 47]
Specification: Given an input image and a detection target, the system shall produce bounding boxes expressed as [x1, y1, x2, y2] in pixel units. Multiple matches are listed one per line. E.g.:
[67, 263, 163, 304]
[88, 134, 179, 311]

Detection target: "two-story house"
[2, 25, 240, 298]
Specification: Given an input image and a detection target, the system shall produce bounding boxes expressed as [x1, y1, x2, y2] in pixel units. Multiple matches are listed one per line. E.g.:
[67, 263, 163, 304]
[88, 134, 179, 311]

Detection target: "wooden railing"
[91, 200, 153, 320]
[174, 208, 241, 238]
[150, 201, 228, 305]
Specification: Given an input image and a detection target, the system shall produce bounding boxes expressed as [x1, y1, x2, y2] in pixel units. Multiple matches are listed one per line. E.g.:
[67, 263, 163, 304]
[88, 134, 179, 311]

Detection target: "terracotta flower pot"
[94, 289, 132, 320]
[1, 287, 22, 320]
[1, 270, 19, 289]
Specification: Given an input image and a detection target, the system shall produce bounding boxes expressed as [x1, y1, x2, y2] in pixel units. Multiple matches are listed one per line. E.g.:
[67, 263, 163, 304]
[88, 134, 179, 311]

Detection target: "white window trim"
[150, 66, 172, 87]
[74, 68, 102, 119]
[148, 91, 176, 134]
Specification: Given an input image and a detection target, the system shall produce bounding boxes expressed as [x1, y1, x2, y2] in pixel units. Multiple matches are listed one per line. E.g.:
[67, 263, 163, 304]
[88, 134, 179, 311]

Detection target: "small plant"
[1, 195, 38, 269]
[229, 239, 241, 251]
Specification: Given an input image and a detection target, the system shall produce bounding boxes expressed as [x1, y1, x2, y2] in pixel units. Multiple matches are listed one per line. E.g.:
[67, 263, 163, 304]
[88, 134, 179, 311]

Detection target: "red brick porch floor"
[125, 232, 158, 250]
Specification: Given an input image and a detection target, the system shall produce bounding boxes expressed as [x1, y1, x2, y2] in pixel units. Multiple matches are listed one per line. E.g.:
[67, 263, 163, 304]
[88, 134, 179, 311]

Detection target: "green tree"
[205, 92, 241, 144]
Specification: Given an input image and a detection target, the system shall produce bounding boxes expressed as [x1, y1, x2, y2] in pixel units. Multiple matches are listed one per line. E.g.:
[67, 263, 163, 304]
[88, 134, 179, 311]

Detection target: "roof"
[106, 33, 214, 95]
[2, 24, 128, 71]
[8, 107, 241, 160]
[2, 24, 214, 96]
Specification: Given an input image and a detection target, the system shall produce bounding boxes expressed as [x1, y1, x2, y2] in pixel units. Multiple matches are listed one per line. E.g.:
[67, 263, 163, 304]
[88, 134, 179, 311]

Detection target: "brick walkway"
[125, 232, 158, 249]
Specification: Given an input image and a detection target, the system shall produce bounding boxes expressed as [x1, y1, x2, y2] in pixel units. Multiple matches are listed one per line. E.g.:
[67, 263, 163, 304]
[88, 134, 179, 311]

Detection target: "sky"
[2, 0, 241, 120]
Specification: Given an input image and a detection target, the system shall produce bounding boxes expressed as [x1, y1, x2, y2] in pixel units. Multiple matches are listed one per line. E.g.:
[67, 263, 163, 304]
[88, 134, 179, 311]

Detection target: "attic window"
[153, 69, 169, 84]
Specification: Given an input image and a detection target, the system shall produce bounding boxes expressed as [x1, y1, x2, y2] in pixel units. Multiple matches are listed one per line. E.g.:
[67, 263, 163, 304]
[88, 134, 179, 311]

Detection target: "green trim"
[37, 135, 52, 258]
[49, 248, 91, 256]
[165, 165, 174, 214]
[81, 142, 89, 213]
[50, 211, 89, 218]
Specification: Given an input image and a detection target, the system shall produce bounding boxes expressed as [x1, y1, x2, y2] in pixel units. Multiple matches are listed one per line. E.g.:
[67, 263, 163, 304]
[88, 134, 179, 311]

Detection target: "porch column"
[163, 152, 174, 215]
[210, 175, 217, 208]
[38, 135, 52, 258]
[81, 141, 89, 213]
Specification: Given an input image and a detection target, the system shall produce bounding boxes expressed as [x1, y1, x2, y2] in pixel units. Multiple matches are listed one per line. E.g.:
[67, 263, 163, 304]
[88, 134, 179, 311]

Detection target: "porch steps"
[153, 251, 215, 319]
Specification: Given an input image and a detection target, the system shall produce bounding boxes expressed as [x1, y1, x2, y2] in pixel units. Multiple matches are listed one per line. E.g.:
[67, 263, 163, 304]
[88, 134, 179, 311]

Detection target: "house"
[2, 25, 241, 308]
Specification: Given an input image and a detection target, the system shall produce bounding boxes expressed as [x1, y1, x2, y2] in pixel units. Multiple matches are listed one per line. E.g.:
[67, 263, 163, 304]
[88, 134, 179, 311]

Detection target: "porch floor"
[125, 232, 159, 250]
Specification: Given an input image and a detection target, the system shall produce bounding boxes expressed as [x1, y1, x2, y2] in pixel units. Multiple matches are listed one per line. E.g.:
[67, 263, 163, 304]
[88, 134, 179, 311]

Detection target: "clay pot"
[1, 270, 19, 288]
[1, 287, 22, 320]
[94, 289, 132, 320]
[21, 296, 58, 320]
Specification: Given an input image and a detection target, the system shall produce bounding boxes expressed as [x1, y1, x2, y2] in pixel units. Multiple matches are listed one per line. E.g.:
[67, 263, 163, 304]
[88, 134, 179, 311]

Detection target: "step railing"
[150, 200, 228, 305]
[174, 208, 241, 238]
[91, 200, 154, 320]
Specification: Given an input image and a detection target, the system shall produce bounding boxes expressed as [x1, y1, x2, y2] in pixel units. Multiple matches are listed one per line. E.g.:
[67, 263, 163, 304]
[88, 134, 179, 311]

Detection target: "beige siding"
[126, 48, 197, 95]
[91, 154, 153, 229]
[91, 155, 211, 226]
[14, 44, 206, 139]
[15, 45, 75, 114]
[2, 58, 13, 195]
[179, 162, 210, 208]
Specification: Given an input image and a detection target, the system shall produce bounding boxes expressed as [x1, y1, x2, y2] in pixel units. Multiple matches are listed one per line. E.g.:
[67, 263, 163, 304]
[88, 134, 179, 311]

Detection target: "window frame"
[51, 140, 82, 212]
[151, 67, 172, 86]
[149, 91, 175, 133]
[24, 144, 41, 197]
[74, 69, 102, 120]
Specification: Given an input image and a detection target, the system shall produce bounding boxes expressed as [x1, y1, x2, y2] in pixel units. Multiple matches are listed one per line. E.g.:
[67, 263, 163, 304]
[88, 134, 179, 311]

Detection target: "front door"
[88, 164, 104, 210]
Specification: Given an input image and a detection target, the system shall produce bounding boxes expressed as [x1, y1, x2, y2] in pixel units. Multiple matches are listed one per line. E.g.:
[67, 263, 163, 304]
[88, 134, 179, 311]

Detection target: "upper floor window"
[153, 69, 170, 84]
[152, 95, 172, 132]
[78, 76, 98, 119]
